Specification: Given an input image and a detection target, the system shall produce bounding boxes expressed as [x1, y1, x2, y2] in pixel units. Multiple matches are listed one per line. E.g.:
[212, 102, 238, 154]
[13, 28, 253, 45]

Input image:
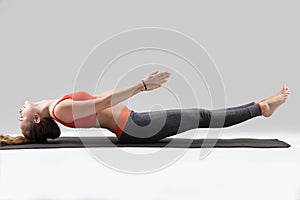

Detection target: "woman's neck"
[33, 99, 55, 119]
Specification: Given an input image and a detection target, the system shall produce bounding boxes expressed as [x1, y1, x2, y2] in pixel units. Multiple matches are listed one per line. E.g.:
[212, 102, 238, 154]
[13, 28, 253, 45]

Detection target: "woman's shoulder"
[66, 91, 96, 100]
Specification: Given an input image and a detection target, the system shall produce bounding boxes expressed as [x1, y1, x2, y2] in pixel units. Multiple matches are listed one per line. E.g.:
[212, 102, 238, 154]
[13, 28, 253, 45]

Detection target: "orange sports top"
[51, 91, 132, 139]
[51, 91, 98, 128]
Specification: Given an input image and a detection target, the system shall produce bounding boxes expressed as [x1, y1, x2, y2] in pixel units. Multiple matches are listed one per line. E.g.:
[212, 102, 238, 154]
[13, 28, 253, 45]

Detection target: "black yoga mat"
[0, 136, 290, 150]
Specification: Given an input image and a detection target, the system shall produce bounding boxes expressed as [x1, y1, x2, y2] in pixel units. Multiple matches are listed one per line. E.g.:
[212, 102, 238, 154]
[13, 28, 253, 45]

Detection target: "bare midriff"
[96, 104, 132, 139]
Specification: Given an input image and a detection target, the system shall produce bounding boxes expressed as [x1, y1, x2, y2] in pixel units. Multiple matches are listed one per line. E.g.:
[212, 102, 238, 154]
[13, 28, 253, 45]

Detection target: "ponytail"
[0, 134, 30, 146]
[1, 117, 61, 146]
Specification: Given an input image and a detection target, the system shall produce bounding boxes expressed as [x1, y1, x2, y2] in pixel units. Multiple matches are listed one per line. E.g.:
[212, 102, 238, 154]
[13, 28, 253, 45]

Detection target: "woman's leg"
[214, 102, 255, 111]
[118, 103, 262, 143]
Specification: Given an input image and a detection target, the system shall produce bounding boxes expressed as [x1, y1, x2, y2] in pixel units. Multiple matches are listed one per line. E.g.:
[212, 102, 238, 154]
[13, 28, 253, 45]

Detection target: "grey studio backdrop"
[0, 0, 298, 135]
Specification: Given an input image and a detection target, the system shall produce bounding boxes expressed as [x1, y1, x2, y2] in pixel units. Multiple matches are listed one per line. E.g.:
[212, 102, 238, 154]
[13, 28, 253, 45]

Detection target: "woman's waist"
[112, 106, 132, 139]
[96, 105, 132, 135]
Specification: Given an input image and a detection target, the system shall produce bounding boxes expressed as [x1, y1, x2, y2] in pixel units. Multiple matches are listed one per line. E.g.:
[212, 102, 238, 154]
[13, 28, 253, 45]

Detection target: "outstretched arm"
[54, 70, 171, 121]
[96, 70, 171, 108]
[105, 83, 144, 107]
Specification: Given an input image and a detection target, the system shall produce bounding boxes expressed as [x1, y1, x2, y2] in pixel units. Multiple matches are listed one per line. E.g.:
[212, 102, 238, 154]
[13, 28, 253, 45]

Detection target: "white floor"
[1, 130, 300, 200]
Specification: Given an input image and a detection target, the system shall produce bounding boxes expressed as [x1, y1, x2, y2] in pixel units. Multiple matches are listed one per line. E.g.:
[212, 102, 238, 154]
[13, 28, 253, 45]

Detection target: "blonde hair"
[0, 118, 61, 146]
[0, 133, 30, 146]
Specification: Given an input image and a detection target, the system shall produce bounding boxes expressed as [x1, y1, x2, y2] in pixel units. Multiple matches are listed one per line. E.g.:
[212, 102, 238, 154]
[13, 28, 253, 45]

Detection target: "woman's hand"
[142, 70, 171, 91]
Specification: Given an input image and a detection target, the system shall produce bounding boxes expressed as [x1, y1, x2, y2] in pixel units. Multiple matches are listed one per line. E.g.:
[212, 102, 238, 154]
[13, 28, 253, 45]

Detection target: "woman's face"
[18, 100, 35, 136]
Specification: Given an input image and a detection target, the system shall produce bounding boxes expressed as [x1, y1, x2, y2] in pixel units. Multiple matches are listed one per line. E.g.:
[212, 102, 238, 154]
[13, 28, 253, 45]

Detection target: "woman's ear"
[33, 114, 41, 124]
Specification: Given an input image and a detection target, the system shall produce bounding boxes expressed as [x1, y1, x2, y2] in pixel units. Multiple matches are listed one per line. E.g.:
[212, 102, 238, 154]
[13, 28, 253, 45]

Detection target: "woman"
[0, 70, 291, 145]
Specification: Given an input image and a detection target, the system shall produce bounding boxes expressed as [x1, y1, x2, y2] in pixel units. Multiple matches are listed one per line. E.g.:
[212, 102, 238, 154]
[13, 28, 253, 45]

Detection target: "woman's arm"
[95, 89, 113, 99]
[54, 83, 143, 122]
[104, 83, 143, 107]
[54, 71, 171, 121]
[94, 85, 140, 104]
[103, 70, 171, 108]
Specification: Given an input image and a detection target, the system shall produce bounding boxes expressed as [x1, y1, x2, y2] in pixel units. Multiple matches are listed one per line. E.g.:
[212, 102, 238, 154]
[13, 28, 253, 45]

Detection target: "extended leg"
[213, 102, 255, 111]
[118, 104, 262, 143]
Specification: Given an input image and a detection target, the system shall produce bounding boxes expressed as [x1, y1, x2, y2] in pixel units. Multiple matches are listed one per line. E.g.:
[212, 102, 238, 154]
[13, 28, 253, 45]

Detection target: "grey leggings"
[118, 102, 262, 143]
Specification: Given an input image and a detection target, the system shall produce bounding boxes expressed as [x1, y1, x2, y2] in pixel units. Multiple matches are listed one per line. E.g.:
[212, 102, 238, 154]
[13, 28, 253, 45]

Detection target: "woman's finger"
[157, 72, 169, 78]
[151, 70, 159, 75]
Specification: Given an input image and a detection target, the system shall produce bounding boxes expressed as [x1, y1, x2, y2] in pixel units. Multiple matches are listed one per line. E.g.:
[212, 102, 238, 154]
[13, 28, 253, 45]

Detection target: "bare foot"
[254, 84, 291, 104]
[259, 88, 291, 117]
